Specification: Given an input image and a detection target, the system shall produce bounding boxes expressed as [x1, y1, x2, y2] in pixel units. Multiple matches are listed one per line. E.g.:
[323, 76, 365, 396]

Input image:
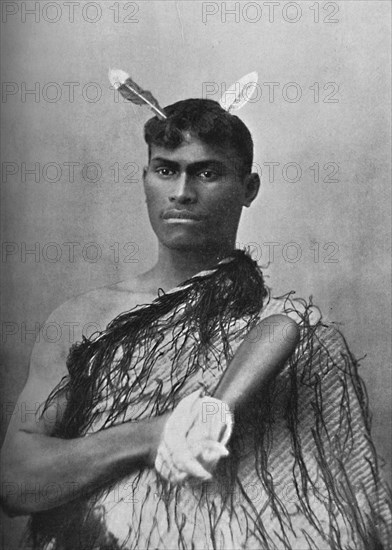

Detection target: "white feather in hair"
[219, 71, 258, 112]
[109, 68, 167, 120]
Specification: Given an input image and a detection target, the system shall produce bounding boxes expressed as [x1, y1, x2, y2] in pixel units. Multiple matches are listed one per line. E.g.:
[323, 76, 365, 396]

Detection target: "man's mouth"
[162, 210, 204, 221]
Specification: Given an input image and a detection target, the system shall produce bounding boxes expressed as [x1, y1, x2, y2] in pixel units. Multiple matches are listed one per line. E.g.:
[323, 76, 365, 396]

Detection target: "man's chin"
[164, 239, 205, 251]
[159, 235, 218, 253]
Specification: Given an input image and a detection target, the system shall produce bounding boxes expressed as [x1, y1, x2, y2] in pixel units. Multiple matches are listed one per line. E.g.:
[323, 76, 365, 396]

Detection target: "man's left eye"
[198, 170, 218, 180]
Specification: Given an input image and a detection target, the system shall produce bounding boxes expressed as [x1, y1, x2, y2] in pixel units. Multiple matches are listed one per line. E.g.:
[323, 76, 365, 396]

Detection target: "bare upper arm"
[2, 284, 145, 444]
[2, 296, 93, 443]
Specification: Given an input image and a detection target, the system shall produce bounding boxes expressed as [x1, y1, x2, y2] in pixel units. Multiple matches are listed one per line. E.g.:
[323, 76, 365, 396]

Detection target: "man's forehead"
[149, 137, 239, 167]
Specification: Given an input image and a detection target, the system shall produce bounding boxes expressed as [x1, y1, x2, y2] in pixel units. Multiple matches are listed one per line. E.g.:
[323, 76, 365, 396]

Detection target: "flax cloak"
[29, 251, 392, 549]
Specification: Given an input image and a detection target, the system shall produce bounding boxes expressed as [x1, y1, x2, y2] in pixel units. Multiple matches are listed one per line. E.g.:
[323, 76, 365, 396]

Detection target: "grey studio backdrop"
[1, 1, 391, 547]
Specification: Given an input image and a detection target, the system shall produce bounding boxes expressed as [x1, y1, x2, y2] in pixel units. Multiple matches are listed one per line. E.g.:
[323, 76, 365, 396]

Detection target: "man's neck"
[143, 244, 235, 292]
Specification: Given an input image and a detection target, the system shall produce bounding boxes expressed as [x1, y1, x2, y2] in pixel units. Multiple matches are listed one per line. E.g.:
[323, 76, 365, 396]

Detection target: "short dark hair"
[144, 99, 254, 175]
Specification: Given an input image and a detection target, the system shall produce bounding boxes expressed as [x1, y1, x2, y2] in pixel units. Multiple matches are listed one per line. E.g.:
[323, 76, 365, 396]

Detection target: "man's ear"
[142, 166, 149, 192]
[243, 172, 261, 207]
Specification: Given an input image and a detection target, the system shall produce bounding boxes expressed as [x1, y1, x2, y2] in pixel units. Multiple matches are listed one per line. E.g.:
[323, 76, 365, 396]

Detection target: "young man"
[1, 99, 391, 549]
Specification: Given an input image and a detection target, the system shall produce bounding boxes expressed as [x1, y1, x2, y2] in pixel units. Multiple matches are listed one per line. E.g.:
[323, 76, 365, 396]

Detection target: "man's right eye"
[156, 168, 175, 177]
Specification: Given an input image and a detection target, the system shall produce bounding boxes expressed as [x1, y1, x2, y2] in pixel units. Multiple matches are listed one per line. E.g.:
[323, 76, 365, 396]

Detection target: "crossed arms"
[1, 313, 298, 516]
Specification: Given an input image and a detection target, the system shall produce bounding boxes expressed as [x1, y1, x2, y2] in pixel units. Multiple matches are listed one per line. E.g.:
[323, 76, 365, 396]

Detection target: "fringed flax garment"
[29, 250, 392, 549]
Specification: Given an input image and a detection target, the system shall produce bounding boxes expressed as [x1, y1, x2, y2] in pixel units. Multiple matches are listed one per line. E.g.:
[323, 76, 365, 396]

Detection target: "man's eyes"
[154, 168, 221, 181]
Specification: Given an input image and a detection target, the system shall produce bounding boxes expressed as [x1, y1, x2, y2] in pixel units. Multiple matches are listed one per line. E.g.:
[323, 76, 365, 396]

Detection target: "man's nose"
[169, 173, 196, 204]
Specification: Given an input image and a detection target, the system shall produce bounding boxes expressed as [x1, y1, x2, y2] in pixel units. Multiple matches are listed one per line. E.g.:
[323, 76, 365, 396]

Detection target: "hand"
[154, 390, 233, 485]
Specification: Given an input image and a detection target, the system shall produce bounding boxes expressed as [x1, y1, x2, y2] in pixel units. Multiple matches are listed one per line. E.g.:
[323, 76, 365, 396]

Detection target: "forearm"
[155, 315, 300, 486]
[1, 414, 167, 516]
[214, 315, 299, 411]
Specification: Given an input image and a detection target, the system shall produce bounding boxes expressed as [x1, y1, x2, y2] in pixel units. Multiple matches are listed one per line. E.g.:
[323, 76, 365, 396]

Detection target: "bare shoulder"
[3, 279, 157, 438]
[31, 277, 158, 376]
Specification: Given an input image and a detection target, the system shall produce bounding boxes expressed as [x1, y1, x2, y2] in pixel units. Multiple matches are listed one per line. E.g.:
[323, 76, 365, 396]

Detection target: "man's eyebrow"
[150, 157, 227, 170]
[188, 160, 226, 172]
[149, 157, 179, 167]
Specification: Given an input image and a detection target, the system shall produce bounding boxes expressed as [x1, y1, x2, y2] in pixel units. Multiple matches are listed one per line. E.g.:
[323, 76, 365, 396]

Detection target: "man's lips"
[162, 210, 204, 221]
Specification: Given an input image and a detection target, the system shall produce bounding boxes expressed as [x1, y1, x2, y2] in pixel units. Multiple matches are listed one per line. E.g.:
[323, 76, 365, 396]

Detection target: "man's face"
[143, 135, 259, 252]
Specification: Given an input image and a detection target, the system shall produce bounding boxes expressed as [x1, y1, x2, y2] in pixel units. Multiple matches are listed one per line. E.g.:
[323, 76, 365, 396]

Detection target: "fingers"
[186, 398, 233, 448]
[154, 392, 233, 486]
[200, 441, 230, 462]
[179, 454, 212, 480]
[155, 439, 212, 484]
